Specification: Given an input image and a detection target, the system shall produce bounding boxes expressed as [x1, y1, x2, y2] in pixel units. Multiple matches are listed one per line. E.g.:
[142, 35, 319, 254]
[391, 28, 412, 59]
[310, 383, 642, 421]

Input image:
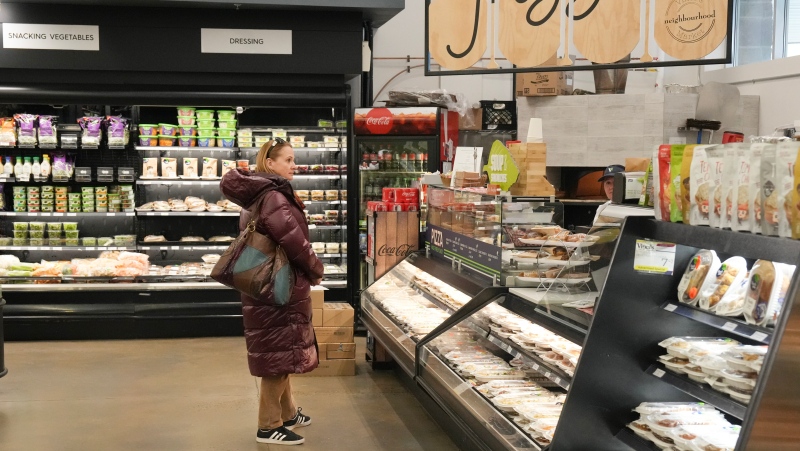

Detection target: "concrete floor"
[0, 337, 458, 451]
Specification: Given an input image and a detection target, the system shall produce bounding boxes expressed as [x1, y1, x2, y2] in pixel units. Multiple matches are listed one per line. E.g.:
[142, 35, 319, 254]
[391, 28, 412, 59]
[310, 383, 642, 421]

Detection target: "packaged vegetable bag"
[689, 145, 712, 226]
[720, 145, 739, 229]
[760, 144, 779, 236]
[706, 146, 725, 228]
[731, 144, 753, 233]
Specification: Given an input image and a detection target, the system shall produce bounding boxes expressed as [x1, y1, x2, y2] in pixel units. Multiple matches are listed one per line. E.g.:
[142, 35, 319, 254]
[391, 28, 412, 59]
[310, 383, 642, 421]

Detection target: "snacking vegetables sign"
[426, 225, 501, 279]
[3, 23, 99, 51]
[425, 0, 732, 75]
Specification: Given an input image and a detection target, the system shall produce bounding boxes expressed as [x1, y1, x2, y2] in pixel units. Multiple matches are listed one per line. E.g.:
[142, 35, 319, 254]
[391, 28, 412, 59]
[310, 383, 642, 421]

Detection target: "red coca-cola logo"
[364, 108, 394, 134]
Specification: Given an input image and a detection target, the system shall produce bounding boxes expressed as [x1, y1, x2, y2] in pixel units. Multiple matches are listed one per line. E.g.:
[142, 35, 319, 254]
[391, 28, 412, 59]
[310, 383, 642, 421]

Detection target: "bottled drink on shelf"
[14, 157, 22, 176]
[407, 147, 416, 173]
[399, 146, 409, 172]
[40, 155, 51, 178]
[22, 157, 32, 176]
[392, 145, 400, 172]
[361, 147, 370, 170]
[3, 157, 12, 176]
[381, 146, 392, 172]
[31, 157, 40, 177]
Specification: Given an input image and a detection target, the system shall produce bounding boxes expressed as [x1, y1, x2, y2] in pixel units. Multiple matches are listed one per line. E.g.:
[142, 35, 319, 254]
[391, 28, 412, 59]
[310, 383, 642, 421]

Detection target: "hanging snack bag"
[142, 158, 158, 178]
[776, 142, 800, 237]
[760, 144, 780, 236]
[698, 257, 748, 312]
[0, 117, 16, 145]
[677, 249, 721, 306]
[202, 157, 218, 178]
[720, 145, 739, 229]
[680, 145, 695, 223]
[707, 146, 725, 228]
[15, 114, 38, 145]
[161, 157, 178, 179]
[669, 145, 685, 223]
[743, 260, 796, 326]
[182, 157, 198, 178]
[38, 116, 57, 145]
[221, 160, 236, 177]
[747, 144, 763, 233]
[106, 116, 129, 146]
[689, 145, 712, 226]
[656, 145, 671, 221]
[730, 144, 753, 232]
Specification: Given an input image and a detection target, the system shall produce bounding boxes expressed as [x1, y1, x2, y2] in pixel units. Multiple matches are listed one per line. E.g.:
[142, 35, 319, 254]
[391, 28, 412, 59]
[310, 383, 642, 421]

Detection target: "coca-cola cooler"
[348, 106, 459, 294]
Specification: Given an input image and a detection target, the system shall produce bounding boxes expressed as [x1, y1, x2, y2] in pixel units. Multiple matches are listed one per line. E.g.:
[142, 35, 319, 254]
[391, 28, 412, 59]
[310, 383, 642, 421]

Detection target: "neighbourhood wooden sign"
[426, 0, 733, 75]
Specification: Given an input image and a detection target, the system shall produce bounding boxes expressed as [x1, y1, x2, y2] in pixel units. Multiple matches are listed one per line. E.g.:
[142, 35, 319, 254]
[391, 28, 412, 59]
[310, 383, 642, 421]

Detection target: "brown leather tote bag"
[211, 192, 295, 306]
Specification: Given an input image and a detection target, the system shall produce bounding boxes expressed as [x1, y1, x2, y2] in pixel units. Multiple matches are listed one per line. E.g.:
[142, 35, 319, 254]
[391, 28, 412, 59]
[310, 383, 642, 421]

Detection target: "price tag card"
[634, 240, 676, 275]
[653, 368, 665, 378]
[751, 331, 769, 342]
[67, 213, 77, 217]
[722, 322, 738, 332]
[664, 303, 678, 312]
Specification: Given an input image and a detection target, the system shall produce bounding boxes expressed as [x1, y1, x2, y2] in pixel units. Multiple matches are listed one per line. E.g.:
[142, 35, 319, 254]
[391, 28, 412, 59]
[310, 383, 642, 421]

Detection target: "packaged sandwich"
[161, 157, 178, 179]
[639, 157, 654, 208]
[677, 249, 721, 306]
[707, 146, 725, 228]
[792, 144, 800, 239]
[746, 144, 764, 233]
[716, 274, 750, 317]
[142, 158, 158, 178]
[743, 260, 796, 326]
[689, 145, 712, 226]
[182, 158, 198, 178]
[221, 160, 236, 176]
[669, 145, 685, 223]
[720, 145, 739, 229]
[776, 143, 799, 237]
[656, 145, 671, 221]
[759, 143, 779, 236]
[698, 257, 748, 312]
[202, 157, 218, 178]
[680, 145, 695, 223]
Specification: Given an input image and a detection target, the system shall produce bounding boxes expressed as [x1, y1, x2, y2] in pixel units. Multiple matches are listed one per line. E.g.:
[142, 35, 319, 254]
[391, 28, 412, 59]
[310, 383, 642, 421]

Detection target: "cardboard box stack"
[508, 142, 555, 196]
[298, 290, 356, 377]
[514, 56, 574, 97]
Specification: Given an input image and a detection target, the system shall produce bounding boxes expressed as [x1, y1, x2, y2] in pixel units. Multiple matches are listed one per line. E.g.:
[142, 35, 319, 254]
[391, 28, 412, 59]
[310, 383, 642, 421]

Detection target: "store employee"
[593, 164, 625, 224]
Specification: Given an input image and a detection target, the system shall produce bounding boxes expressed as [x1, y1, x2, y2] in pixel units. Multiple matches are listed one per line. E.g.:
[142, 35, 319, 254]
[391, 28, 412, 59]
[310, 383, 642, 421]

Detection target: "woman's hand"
[311, 277, 323, 286]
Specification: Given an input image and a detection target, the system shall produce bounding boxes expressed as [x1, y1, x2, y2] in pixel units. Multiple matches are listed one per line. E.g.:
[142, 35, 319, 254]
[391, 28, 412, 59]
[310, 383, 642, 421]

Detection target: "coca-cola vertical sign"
[354, 107, 440, 135]
[366, 211, 420, 282]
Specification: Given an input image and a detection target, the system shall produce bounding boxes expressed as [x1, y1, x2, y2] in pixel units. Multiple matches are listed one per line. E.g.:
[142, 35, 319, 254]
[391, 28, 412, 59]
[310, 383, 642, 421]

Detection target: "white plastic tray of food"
[517, 238, 594, 248]
[473, 370, 526, 382]
[516, 276, 592, 285]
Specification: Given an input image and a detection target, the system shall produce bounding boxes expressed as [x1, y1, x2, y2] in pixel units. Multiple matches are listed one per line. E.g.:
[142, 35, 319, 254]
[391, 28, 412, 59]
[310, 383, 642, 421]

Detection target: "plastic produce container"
[197, 119, 215, 128]
[158, 136, 178, 147]
[217, 128, 236, 138]
[217, 119, 237, 129]
[177, 116, 196, 126]
[217, 110, 236, 120]
[196, 110, 214, 120]
[198, 137, 216, 147]
[138, 124, 158, 135]
[178, 125, 197, 136]
[178, 137, 197, 147]
[177, 107, 195, 117]
[158, 124, 178, 136]
[219, 138, 235, 148]
[139, 136, 158, 146]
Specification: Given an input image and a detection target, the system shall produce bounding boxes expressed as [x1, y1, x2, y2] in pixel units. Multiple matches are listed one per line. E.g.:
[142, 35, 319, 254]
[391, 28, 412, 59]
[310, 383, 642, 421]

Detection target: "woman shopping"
[220, 138, 324, 446]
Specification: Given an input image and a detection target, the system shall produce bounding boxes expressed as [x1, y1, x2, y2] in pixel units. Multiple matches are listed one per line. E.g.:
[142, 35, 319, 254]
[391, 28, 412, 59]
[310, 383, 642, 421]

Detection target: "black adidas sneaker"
[283, 407, 312, 430]
[256, 426, 305, 445]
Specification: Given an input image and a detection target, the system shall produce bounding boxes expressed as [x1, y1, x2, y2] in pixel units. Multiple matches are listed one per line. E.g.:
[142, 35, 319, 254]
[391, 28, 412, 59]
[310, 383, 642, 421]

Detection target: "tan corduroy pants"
[258, 375, 297, 430]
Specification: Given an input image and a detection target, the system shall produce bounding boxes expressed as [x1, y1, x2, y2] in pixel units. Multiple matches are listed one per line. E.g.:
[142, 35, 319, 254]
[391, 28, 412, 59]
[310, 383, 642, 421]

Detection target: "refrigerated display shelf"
[303, 200, 346, 205]
[360, 296, 417, 376]
[308, 225, 346, 230]
[0, 246, 135, 251]
[645, 363, 747, 419]
[136, 179, 221, 186]
[320, 280, 347, 288]
[136, 211, 240, 217]
[0, 212, 135, 217]
[417, 350, 542, 451]
[409, 283, 458, 314]
[479, 329, 572, 391]
[662, 301, 772, 345]
[614, 428, 663, 451]
[138, 244, 229, 251]
[134, 146, 240, 152]
[505, 289, 591, 345]
[292, 175, 344, 180]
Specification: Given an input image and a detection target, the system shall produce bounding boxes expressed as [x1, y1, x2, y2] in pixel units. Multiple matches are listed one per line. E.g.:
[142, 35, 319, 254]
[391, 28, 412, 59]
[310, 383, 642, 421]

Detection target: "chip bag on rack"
[78, 116, 103, 146]
[14, 114, 38, 145]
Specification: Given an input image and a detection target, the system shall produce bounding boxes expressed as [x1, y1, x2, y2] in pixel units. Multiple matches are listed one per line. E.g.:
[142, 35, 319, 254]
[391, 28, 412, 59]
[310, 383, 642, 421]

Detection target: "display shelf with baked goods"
[549, 217, 800, 451]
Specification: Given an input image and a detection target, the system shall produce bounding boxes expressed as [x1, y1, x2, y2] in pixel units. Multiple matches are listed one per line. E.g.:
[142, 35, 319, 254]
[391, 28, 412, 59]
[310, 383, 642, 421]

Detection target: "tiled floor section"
[0, 337, 457, 451]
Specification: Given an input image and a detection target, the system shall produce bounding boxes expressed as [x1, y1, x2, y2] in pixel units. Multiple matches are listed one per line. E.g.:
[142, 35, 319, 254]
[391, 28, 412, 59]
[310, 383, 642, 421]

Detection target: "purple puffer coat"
[220, 169, 324, 377]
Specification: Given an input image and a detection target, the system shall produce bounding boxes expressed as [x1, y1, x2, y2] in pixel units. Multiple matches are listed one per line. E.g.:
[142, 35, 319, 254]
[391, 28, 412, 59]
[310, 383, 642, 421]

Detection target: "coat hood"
[220, 169, 298, 210]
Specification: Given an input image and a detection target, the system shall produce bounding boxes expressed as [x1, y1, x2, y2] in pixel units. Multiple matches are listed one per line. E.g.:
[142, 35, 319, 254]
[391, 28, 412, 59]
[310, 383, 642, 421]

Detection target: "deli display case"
[362, 208, 800, 450]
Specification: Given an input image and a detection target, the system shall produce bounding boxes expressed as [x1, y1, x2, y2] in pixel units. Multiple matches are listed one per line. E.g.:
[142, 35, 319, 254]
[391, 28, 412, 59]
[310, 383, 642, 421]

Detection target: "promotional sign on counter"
[426, 224, 501, 280]
[483, 140, 519, 192]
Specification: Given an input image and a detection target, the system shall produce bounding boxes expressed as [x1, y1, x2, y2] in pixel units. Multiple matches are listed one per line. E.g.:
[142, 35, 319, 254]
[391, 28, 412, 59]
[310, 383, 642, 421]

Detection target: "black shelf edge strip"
[645, 363, 746, 419]
[663, 301, 772, 344]
[615, 428, 663, 451]
[640, 218, 800, 266]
